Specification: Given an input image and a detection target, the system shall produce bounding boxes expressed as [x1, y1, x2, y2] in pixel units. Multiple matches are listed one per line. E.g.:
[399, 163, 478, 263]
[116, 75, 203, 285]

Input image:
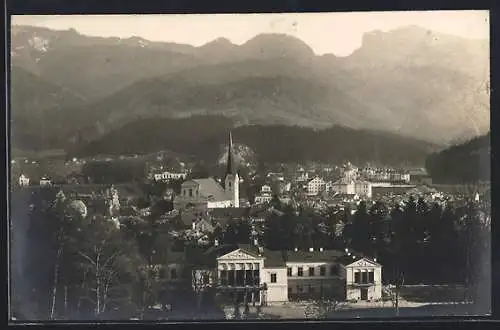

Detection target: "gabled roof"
[345, 257, 382, 268]
[217, 244, 262, 259]
[192, 178, 227, 200]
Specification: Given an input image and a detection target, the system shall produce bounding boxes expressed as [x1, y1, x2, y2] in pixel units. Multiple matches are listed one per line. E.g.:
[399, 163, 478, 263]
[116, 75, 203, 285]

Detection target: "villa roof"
[284, 249, 345, 263]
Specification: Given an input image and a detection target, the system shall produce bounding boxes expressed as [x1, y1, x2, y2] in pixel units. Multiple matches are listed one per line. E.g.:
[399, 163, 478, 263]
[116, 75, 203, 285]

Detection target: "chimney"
[258, 246, 264, 255]
[309, 248, 314, 252]
[214, 239, 219, 247]
[254, 238, 259, 246]
[192, 221, 196, 230]
[319, 247, 324, 252]
[373, 258, 377, 262]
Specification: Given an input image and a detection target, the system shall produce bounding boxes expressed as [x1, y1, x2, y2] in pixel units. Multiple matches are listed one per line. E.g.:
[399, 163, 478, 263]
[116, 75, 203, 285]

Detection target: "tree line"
[72, 116, 434, 166]
[426, 132, 490, 184]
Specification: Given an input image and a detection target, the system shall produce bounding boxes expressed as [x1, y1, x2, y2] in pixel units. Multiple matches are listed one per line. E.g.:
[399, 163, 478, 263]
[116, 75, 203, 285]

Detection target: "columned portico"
[216, 249, 266, 304]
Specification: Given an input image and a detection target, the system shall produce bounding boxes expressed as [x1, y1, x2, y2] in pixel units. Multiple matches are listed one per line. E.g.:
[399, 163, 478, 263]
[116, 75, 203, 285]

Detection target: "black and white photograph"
[9, 10, 491, 321]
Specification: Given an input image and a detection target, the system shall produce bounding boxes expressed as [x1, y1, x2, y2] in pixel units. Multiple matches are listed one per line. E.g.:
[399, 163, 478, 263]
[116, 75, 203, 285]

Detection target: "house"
[254, 184, 273, 205]
[153, 171, 188, 182]
[408, 168, 432, 184]
[261, 185, 272, 194]
[330, 179, 355, 195]
[18, 174, 30, 187]
[345, 257, 382, 302]
[306, 177, 326, 196]
[254, 194, 273, 204]
[174, 132, 239, 210]
[39, 177, 52, 187]
[193, 218, 215, 234]
[354, 180, 373, 199]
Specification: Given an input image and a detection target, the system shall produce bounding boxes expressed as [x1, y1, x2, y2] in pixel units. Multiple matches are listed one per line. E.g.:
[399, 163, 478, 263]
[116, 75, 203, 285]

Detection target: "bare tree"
[70, 215, 142, 318]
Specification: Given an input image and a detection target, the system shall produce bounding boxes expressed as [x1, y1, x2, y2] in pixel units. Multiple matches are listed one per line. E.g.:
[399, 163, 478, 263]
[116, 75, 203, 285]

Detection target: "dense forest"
[425, 132, 490, 184]
[73, 116, 436, 166]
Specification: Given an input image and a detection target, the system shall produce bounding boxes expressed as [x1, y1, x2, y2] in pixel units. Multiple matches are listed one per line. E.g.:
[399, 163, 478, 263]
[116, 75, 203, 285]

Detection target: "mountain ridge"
[10, 24, 490, 150]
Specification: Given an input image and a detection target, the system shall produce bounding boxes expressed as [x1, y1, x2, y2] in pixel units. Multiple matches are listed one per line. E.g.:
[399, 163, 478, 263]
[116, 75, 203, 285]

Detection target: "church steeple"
[226, 131, 236, 176]
[224, 131, 239, 207]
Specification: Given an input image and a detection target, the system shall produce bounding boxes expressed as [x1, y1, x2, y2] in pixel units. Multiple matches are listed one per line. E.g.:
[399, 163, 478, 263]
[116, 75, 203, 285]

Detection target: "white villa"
[192, 244, 382, 305]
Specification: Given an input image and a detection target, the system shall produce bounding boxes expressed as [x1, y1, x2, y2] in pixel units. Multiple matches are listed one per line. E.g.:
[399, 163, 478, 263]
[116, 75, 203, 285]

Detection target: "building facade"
[18, 174, 30, 187]
[307, 177, 326, 196]
[153, 171, 188, 182]
[354, 180, 373, 199]
[193, 244, 383, 305]
[345, 258, 382, 301]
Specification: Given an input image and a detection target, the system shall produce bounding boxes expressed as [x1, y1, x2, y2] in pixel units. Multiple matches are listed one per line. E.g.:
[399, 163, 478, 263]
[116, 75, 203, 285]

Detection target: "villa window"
[320, 266, 326, 276]
[330, 265, 337, 276]
[287, 267, 292, 276]
[368, 271, 375, 283]
[354, 271, 361, 284]
[361, 271, 368, 284]
[297, 285, 303, 293]
[271, 273, 277, 283]
[308, 267, 315, 276]
[189, 189, 193, 197]
[170, 268, 178, 280]
[297, 267, 303, 277]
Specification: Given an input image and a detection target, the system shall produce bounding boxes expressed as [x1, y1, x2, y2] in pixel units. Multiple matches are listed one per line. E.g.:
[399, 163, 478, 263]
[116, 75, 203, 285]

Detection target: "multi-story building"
[191, 244, 383, 305]
[307, 177, 326, 196]
[345, 257, 382, 301]
[39, 177, 52, 187]
[354, 180, 373, 199]
[330, 179, 356, 195]
[153, 171, 188, 182]
[18, 174, 30, 187]
[254, 184, 273, 204]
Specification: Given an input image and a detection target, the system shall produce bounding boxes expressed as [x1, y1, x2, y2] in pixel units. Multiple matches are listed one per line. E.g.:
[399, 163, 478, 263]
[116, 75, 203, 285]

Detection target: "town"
[10, 131, 491, 320]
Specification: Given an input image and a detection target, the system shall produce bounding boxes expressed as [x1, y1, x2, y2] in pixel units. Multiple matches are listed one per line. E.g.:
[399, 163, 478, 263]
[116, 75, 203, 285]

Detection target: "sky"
[12, 11, 489, 56]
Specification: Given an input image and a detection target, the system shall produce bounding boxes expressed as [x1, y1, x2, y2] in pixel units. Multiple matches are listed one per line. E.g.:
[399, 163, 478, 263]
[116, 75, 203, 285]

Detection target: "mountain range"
[10, 24, 490, 157]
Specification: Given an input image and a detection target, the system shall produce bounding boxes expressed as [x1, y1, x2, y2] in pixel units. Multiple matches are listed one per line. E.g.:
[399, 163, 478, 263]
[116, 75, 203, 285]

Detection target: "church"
[173, 132, 240, 211]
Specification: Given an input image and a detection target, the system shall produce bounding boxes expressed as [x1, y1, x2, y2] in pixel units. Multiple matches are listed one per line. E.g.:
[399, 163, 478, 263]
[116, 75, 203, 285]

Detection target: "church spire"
[226, 131, 236, 176]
